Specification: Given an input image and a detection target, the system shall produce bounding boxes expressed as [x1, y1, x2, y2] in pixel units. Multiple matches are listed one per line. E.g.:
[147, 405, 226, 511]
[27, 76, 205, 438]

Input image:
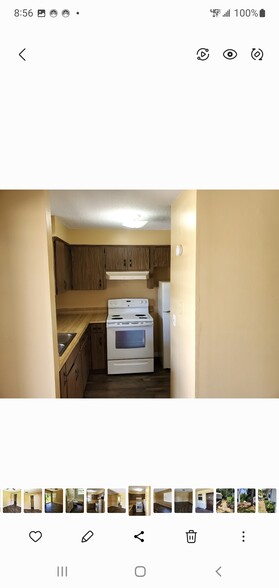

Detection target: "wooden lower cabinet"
[80, 328, 91, 387]
[91, 324, 107, 371]
[66, 352, 83, 398]
[60, 327, 91, 398]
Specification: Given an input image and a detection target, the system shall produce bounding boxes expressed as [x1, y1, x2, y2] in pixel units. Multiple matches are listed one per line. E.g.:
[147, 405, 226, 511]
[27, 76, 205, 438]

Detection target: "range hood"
[106, 271, 149, 281]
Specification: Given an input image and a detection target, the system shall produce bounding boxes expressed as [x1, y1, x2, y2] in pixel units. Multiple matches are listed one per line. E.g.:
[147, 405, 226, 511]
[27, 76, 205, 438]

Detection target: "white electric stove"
[106, 299, 154, 375]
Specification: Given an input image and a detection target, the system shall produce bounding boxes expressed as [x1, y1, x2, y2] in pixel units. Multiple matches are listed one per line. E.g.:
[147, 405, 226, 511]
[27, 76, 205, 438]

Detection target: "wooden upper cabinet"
[71, 246, 106, 290]
[54, 238, 72, 294]
[105, 246, 127, 270]
[105, 246, 149, 271]
[127, 246, 149, 270]
[55, 242, 169, 292]
[150, 246, 170, 269]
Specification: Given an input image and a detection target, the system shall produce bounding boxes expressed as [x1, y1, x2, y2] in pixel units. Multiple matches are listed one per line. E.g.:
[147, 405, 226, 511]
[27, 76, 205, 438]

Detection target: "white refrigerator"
[158, 281, 170, 369]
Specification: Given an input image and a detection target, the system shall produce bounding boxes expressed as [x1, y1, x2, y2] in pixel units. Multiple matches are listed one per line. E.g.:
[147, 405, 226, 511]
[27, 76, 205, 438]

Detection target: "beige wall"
[48, 489, 64, 505]
[196, 190, 279, 398]
[170, 191, 197, 398]
[154, 489, 172, 504]
[52, 220, 170, 246]
[145, 486, 151, 516]
[0, 191, 59, 398]
[52, 215, 70, 242]
[175, 490, 192, 502]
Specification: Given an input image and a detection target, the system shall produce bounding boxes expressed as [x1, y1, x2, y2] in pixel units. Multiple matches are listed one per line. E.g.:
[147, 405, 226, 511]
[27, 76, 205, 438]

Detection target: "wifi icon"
[223, 9, 231, 17]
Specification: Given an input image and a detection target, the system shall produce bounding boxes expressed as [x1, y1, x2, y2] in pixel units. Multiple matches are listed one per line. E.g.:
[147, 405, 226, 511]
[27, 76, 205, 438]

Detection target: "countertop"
[57, 309, 107, 370]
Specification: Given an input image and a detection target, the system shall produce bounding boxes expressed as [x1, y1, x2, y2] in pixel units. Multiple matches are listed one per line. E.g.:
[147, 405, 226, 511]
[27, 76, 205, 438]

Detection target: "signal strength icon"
[223, 9, 231, 17]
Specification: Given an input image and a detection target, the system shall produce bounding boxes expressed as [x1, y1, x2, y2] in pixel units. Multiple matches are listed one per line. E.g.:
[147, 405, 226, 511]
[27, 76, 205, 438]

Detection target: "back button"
[19, 48, 26, 61]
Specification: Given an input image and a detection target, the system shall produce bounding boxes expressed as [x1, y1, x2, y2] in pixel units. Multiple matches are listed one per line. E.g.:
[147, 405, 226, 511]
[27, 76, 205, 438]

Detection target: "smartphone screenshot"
[0, 1, 279, 586]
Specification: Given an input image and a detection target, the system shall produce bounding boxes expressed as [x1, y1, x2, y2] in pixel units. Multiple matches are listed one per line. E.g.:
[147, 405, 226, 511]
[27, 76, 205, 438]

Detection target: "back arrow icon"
[216, 566, 222, 577]
[19, 48, 26, 61]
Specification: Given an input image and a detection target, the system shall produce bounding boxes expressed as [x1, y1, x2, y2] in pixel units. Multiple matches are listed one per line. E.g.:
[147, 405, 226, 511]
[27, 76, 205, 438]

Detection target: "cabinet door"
[64, 244, 72, 290]
[91, 324, 107, 371]
[67, 352, 83, 398]
[127, 246, 149, 270]
[54, 239, 72, 294]
[105, 246, 127, 270]
[59, 367, 68, 398]
[71, 246, 106, 290]
[151, 246, 170, 268]
[80, 330, 91, 389]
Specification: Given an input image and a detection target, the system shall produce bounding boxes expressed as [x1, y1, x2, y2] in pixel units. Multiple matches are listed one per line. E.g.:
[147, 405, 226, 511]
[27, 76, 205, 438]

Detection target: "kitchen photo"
[86, 489, 105, 513]
[128, 486, 151, 516]
[1, 190, 279, 399]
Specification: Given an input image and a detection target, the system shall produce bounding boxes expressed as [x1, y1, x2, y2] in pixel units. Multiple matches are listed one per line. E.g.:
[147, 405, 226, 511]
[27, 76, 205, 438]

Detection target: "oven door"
[107, 324, 153, 360]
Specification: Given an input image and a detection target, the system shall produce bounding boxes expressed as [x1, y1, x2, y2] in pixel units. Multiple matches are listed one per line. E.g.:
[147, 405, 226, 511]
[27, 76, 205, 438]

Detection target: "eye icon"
[223, 49, 237, 60]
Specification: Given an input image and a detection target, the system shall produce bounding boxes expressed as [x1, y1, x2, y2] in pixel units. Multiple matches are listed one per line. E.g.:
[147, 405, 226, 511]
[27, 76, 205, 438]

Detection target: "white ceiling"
[49, 190, 180, 230]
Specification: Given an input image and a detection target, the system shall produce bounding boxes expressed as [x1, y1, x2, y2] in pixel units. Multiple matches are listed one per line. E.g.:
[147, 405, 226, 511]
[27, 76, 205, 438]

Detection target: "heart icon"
[29, 531, 42, 543]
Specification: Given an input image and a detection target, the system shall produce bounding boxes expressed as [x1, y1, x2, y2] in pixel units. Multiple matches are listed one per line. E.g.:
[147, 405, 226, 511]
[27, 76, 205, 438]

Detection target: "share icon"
[134, 531, 145, 542]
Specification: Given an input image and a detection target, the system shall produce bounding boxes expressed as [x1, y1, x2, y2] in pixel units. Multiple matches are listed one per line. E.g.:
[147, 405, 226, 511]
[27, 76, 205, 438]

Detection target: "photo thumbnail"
[107, 489, 126, 513]
[86, 489, 105, 513]
[128, 487, 151, 516]
[44, 489, 63, 513]
[174, 489, 193, 513]
[237, 489, 256, 513]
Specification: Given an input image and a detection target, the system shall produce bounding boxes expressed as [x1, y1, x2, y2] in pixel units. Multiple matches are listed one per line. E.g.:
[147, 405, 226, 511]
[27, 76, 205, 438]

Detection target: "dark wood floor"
[174, 502, 193, 513]
[68, 504, 84, 513]
[45, 502, 63, 513]
[3, 505, 21, 513]
[84, 359, 170, 399]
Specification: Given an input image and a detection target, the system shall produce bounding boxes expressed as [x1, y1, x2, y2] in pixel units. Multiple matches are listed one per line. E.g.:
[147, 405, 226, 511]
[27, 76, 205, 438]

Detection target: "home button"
[135, 566, 146, 577]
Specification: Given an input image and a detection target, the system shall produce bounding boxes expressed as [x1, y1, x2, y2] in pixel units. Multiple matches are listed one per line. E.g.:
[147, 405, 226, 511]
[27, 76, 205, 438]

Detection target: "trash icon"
[186, 530, 197, 543]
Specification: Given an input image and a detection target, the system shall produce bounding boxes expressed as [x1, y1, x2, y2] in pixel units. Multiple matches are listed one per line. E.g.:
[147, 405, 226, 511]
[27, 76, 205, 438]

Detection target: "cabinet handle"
[123, 259, 126, 267]
[129, 259, 132, 268]
[99, 337, 102, 345]
[99, 279, 102, 288]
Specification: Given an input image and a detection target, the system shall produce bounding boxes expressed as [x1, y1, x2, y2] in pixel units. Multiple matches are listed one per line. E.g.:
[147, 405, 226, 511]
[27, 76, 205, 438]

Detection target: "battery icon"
[259, 8, 266, 17]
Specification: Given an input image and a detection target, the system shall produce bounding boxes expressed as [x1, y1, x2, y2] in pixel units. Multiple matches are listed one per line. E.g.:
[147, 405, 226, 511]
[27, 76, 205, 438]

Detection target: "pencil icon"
[81, 530, 94, 543]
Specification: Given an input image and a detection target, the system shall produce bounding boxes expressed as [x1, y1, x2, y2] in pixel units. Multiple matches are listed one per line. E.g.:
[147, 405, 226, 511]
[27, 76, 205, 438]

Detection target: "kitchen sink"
[57, 332, 77, 356]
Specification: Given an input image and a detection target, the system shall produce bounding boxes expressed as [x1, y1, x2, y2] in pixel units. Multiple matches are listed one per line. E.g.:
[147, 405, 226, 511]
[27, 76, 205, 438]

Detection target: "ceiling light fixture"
[122, 215, 148, 229]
